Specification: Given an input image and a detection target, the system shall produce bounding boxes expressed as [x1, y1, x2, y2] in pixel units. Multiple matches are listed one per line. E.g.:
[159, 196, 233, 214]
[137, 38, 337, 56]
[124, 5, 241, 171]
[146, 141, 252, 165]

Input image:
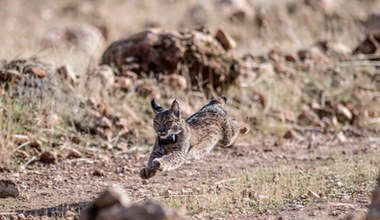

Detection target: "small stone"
[336, 104, 352, 121]
[29, 139, 42, 152]
[307, 190, 320, 199]
[67, 148, 82, 159]
[0, 179, 19, 198]
[239, 123, 250, 135]
[39, 151, 57, 164]
[25, 215, 35, 220]
[57, 65, 77, 84]
[336, 131, 347, 143]
[64, 210, 76, 217]
[115, 77, 132, 91]
[283, 130, 303, 140]
[96, 117, 112, 129]
[215, 29, 236, 51]
[92, 169, 106, 177]
[28, 67, 46, 78]
[17, 214, 26, 220]
[0, 69, 21, 82]
[160, 74, 187, 91]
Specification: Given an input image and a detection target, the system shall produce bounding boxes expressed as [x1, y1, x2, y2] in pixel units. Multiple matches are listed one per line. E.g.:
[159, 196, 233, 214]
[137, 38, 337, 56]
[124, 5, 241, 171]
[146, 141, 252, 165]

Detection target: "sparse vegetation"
[158, 150, 380, 217]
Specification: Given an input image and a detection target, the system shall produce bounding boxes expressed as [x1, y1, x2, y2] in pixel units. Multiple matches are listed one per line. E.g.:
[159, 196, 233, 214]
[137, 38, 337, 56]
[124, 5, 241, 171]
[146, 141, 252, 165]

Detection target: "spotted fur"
[139, 96, 249, 179]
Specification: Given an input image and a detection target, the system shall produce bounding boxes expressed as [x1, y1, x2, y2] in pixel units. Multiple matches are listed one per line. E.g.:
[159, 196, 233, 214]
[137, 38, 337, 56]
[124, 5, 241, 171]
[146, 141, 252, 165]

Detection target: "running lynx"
[139, 96, 249, 179]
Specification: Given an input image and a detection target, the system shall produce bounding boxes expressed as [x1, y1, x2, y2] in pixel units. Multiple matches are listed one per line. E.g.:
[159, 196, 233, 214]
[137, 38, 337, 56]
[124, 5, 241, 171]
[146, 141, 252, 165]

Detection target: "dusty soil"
[1, 132, 379, 219]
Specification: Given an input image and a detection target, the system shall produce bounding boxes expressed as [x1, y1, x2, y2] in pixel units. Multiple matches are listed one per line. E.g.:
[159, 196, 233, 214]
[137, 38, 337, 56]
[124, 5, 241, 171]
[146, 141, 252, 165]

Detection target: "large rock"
[80, 187, 185, 220]
[100, 28, 241, 94]
[367, 172, 380, 220]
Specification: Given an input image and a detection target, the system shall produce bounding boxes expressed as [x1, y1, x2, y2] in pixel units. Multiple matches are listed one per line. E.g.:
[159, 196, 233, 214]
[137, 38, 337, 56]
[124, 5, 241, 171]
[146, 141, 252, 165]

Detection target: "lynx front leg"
[152, 151, 187, 171]
[139, 146, 164, 179]
[139, 167, 158, 179]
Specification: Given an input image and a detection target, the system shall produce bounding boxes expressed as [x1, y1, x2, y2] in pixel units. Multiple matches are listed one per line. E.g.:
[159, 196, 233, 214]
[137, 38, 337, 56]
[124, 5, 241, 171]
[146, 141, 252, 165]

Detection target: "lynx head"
[151, 99, 182, 140]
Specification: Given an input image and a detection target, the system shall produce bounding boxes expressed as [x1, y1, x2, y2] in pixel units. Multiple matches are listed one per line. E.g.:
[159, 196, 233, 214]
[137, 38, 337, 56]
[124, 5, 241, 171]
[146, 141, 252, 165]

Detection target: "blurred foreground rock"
[101, 28, 241, 94]
[80, 187, 186, 220]
[0, 180, 19, 198]
[366, 172, 380, 220]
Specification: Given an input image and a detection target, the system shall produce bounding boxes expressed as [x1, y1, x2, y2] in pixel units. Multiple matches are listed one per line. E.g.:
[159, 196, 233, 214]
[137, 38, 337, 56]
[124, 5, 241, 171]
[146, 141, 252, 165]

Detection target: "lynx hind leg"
[220, 118, 240, 147]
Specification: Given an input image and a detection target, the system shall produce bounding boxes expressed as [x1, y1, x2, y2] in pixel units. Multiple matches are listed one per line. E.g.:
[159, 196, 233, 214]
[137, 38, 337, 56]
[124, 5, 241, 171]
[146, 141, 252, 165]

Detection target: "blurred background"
[0, 0, 379, 164]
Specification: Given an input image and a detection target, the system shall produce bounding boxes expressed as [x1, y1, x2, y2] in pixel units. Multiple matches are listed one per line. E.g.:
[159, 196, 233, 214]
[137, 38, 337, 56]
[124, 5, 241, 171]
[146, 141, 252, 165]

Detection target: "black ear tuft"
[151, 99, 165, 113]
[170, 99, 181, 118]
[221, 96, 227, 104]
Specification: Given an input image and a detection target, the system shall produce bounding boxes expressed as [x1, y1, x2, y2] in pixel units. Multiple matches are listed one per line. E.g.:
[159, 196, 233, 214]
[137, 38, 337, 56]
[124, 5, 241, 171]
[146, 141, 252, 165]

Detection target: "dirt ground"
[1, 132, 379, 219]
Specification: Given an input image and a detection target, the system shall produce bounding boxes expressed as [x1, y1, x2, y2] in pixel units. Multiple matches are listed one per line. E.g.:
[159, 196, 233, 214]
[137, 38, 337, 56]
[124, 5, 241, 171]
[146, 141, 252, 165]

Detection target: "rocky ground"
[1, 135, 380, 219]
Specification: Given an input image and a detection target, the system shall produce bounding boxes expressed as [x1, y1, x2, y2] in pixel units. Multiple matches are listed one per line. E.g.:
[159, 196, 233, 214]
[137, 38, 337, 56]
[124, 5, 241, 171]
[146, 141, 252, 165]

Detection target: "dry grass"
[161, 151, 380, 217]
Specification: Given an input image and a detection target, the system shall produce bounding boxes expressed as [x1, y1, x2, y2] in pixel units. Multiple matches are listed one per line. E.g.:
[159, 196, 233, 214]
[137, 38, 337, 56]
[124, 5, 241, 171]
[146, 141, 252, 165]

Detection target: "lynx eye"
[164, 121, 172, 126]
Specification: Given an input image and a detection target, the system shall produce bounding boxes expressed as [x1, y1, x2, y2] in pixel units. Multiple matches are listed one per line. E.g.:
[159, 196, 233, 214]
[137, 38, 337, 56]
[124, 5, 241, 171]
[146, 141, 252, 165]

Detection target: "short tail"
[210, 96, 228, 106]
[239, 122, 250, 135]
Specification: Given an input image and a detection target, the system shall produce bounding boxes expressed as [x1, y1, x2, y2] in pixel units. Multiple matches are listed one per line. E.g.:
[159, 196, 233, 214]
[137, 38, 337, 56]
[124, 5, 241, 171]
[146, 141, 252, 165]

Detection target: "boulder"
[100, 28, 241, 94]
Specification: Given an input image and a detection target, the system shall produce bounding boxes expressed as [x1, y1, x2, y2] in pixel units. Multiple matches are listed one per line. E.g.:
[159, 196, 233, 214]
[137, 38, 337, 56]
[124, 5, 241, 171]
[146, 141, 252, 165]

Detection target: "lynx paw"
[152, 159, 163, 171]
[139, 167, 156, 179]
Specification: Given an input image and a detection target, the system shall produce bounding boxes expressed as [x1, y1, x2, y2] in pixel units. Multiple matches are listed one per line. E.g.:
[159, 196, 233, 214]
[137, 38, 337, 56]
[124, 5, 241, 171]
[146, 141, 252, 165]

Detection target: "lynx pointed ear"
[221, 96, 227, 104]
[170, 99, 181, 118]
[151, 99, 165, 113]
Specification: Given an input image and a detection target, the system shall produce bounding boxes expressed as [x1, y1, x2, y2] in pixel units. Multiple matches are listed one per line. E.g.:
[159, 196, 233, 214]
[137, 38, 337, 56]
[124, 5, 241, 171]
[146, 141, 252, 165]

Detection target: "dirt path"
[1, 134, 379, 219]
